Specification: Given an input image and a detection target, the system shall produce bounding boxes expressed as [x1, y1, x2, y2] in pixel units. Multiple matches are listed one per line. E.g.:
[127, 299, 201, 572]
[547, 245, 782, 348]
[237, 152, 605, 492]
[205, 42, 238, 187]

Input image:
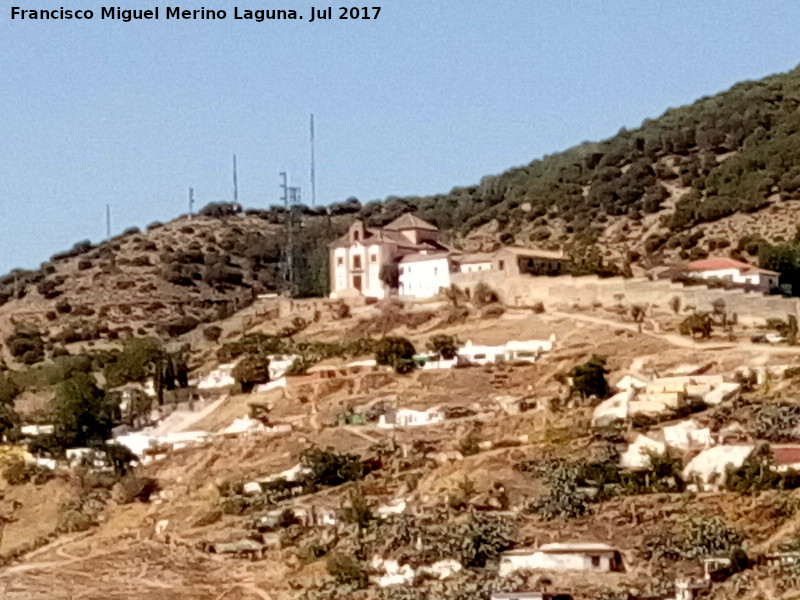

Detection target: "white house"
[398, 252, 451, 298]
[498, 543, 623, 577]
[457, 338, 554, 365]
[682, 445, 755, 491]
[378, 407, 445, 428]
[683, 257, 779, 291]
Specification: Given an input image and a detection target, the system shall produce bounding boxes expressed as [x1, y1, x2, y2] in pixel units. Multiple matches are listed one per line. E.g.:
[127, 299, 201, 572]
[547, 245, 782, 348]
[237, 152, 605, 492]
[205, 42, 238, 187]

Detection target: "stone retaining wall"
[451, 272, 799, 325]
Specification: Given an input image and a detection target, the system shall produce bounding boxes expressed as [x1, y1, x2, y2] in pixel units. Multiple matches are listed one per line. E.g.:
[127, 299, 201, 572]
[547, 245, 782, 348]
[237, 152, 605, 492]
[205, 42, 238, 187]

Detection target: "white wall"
[499, 551, 616, 576]
[333, 247, 348, 294]
[693, 268, 777, 290]
[366, 244, 385, 297]
[399, 257, 451, 298]
[331, 244, 387, 299]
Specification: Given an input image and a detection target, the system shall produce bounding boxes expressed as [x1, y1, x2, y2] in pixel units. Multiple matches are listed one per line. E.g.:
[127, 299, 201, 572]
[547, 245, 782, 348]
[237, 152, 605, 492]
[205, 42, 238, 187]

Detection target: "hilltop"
[6, 65, 800, 347]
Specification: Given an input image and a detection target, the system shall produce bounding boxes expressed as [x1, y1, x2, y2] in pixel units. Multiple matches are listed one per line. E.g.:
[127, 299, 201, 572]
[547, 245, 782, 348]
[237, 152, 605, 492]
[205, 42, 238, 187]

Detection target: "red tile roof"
[686, 257, 778, 276]
[383, 213, 438, 232]
[771, 446, 800, 467]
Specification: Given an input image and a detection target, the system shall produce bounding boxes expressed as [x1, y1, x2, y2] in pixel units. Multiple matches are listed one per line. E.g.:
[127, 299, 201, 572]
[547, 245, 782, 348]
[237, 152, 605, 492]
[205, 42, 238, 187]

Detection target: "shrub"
[129, 255, 152, 267]
[755, 404, 800, 442]
[55, 298, 72, 314]
[300, 446, 364, 492]
[6, 325, 45, 365]
[426, 334, 459, 360]
[198, 202, 242, 218]
[528, 461, 588, 519]
[232, 355, 270, 393]
[679, 313, 713, 339]
[159, 316, 200, 337]
[481, 305, 506, 319]
[4, 457, 53, 486]
[561, 355, 609, 400]
[340, 488, 374, 530]
[113, 474, 160, 503]
[375, 337, 416, 373]
[37, 278, 63, 299]
[77, 259, 93, 271]
[472, 282, 499, 307]
[202, 326, 223, 342]
[326, 553, 367, 588]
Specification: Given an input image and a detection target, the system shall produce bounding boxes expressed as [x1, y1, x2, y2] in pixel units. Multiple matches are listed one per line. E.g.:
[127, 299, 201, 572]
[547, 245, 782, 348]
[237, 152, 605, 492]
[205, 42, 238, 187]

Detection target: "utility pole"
[233, 154, 239, 204]
[105, 204, 111, 238]
[189, 187, 195, 219]
[279, 172, 290, 295]
[310, 114, 316, 206]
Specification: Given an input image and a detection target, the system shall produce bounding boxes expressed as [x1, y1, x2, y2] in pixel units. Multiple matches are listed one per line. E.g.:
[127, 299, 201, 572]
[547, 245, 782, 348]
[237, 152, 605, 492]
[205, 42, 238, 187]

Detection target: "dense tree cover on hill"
[349, 65, 800, 251]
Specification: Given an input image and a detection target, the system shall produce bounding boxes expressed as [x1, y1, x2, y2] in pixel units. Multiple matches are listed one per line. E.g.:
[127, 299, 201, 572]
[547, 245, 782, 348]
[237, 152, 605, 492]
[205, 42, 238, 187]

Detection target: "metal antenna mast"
[105, 204, 111, 238]
[310, 114, 316, 206]
[233, 154, 239, 203]
[280, 171, 288, 208]
[189, 187, 195, 219]
[287, 185, 301, 296]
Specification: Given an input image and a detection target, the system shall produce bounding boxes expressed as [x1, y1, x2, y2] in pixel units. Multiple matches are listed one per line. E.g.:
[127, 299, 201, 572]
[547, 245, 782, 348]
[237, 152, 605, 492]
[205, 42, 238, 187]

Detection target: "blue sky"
[2, 1, 800, 274]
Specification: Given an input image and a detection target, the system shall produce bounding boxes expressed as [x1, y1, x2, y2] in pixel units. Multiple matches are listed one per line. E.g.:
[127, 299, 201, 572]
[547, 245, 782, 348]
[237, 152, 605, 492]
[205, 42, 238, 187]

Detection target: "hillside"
[6, 64, 800, 351]
[4, 299, 800, 600]
[358, 63, 800, 271]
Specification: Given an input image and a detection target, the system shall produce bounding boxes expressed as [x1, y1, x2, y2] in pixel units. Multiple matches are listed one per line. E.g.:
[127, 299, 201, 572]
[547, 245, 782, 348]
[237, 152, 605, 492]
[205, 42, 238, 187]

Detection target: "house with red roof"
[683, 257, 779, 292]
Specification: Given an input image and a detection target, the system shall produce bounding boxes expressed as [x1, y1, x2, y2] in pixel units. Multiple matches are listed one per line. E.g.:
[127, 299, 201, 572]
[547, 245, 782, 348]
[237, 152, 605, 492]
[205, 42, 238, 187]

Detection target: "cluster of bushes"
[102, 337, 188, 403]
[221, 446, 368, 515]
[523, 452, 683, 519]
[557, 355, 610, 401]
[375, 337, 416, 374]
[644, 515, 745, 565]
[6, 325, 45, 365]
[726, 445, 800, 493]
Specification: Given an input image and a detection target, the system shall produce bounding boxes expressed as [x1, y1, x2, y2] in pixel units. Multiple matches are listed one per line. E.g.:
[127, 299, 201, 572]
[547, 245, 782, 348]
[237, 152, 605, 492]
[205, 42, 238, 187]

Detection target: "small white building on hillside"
[499, 542, 623, 576]
[378, 407, 445, 428]
[683, 257, 779, 291]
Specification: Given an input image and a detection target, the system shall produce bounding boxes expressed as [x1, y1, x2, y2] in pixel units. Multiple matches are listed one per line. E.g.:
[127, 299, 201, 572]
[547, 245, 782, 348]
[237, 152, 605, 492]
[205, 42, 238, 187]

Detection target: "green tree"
[326, 552, 368, 588]
[103, 337, 164, 388]
[51, 373, 115, 449]
[426, 334, 459, 360]
[232, 355, 270, 393]
[340, 488, 374, 530]
[375, 337, 416, 374]
[563, 355, 609, 400]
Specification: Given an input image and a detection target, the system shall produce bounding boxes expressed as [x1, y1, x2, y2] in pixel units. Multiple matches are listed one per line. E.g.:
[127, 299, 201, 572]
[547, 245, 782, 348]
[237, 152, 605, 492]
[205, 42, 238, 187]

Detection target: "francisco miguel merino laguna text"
[10, 6, 382, 22]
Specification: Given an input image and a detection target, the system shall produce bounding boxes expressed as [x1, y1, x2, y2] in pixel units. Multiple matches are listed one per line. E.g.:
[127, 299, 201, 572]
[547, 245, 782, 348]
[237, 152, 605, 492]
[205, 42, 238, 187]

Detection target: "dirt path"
[548, 310, 800, 356]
